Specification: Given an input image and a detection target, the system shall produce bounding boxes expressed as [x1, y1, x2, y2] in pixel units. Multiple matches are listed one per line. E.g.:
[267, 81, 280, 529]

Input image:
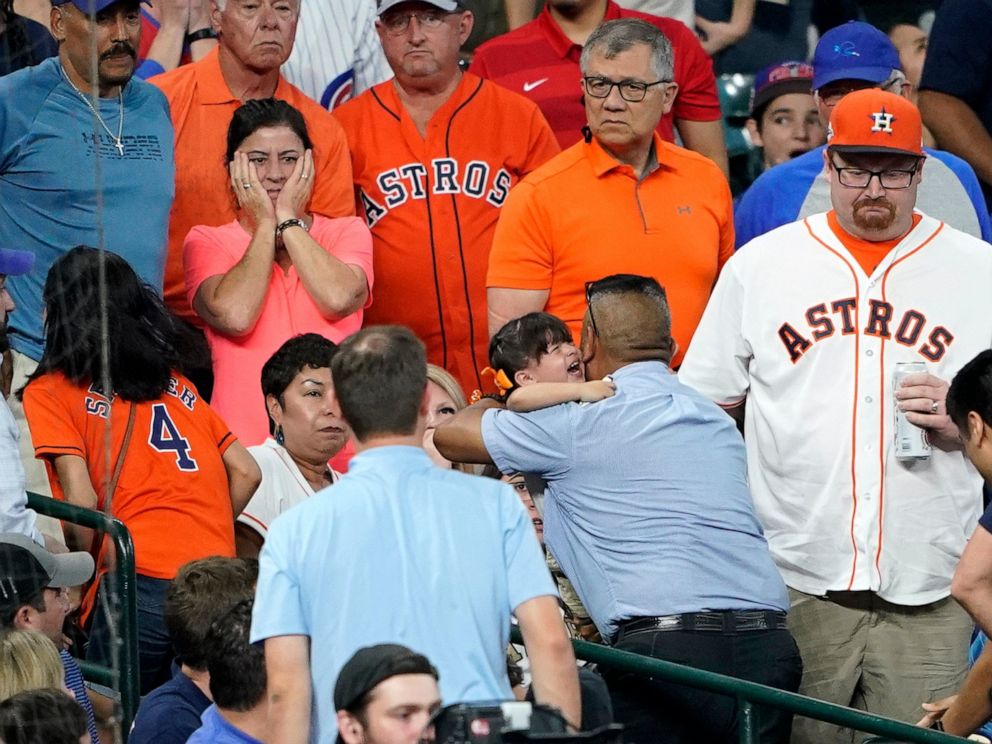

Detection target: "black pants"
[603, 627, 803, 744]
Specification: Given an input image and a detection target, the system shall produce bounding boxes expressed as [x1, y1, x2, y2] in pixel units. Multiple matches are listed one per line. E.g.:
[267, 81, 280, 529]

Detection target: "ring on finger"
[930, 400, 939, 414]
[242, 182, 252, 189]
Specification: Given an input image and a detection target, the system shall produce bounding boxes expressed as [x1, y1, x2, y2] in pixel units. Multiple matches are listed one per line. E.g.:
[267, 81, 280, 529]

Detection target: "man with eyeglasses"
[735, 21, 991, 249]
[469, 0, 727, 175]
[436, 273, 799, 743]
[332, 0, 559, 398]
[0, 533, 102, 743]
[487, 18, 733, 372]
[681, 88, 992, 742]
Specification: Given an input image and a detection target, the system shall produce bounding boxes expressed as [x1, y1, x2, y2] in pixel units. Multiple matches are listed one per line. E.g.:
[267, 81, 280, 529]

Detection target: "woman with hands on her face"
[183, 98, 373, 445]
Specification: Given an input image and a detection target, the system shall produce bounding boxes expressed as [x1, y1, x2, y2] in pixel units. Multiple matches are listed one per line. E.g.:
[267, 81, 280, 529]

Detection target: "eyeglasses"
[584, 281, 601, 338]
[816, 76, 903, 106]
[830, 158, 921, 189]
[582, 76, 670, 102]
[379, 9, 458, 34]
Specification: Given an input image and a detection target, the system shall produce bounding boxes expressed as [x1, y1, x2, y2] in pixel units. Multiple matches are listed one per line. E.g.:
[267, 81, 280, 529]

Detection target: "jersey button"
[866, 349, 874, 357]
[865, 396, 873, 403]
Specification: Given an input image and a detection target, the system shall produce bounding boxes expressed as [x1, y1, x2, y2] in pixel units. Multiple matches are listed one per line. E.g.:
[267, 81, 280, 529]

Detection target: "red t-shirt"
[470, 1, 721, 149]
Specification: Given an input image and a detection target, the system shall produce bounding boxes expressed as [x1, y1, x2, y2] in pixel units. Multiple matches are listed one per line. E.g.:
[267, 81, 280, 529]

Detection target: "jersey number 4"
[148, 404, 198, 471]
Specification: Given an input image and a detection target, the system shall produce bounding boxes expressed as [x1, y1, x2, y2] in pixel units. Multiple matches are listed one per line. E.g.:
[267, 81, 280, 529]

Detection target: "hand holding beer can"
[893, 361, 931, 460]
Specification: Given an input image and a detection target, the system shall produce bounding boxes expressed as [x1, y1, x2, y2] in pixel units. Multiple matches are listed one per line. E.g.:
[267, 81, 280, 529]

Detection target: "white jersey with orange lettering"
[679, 210, 992, 605]
[282, 0, 393, 109]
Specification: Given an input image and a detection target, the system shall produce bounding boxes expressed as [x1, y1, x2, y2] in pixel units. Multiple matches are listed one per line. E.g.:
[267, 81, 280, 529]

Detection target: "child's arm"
[506, 380, 616, 412]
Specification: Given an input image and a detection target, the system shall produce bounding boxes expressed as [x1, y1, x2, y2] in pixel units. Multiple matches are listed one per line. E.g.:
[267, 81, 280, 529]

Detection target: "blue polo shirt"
[188, 705, 263, 743]
[0, 57, 174, 361]
[129, 664, 210, 744]
[482, 361, 789, 643]
[251, 446, 556, 744]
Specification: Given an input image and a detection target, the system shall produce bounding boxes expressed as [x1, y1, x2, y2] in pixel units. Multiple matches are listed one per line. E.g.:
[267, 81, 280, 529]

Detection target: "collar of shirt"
[347, 444, 433, 472]
[194, 47, 296, 105]
[584, 131, 666, 178]
[538, 0, 623, 61]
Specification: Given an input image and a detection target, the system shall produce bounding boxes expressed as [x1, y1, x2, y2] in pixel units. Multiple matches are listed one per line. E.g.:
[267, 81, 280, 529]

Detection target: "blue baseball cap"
[812, 22, 901, 91]
[0, 248, 34, 277]
[52, 0, 150, 14]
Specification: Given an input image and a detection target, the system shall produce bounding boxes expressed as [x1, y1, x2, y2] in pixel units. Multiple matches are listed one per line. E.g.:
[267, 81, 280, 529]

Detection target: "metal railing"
[511, 627, 968, 743]
[28, 492, 140, 740]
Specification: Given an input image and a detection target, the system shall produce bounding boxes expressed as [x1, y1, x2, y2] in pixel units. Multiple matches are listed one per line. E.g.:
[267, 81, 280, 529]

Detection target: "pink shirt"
[184, 215, 373, 445]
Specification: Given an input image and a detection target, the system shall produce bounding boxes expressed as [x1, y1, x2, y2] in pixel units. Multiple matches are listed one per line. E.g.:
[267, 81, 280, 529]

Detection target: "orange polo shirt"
[150, 49, 355, 324]
[487, 134, 733, 367]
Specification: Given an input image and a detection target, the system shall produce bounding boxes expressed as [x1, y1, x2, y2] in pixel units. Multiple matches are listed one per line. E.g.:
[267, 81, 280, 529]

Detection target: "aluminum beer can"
[893, 361, 931, 460]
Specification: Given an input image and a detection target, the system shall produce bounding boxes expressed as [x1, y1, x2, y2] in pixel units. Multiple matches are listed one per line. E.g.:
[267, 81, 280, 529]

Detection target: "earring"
[275, 425, 285, 446]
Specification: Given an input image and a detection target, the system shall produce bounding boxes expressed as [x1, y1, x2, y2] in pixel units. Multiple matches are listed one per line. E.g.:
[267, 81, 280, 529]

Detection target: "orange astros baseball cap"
[827, 89, 924, 158]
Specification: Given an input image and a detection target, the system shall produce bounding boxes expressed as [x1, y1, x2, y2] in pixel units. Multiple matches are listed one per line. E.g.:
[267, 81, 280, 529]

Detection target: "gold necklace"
[60, 64, 125, 156]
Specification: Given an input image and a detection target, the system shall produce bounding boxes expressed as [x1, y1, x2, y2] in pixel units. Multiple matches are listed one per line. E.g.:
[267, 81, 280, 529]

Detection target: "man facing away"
[436, 274, 799, 743]
[251, 325, 580, 743]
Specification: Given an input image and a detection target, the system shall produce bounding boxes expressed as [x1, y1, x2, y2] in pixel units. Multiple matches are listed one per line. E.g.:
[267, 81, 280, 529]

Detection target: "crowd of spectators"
[2, 0, 992, 743]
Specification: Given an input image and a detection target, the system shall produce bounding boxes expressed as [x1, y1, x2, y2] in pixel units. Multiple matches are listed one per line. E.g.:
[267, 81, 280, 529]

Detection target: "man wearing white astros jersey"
[680, 88, 992, 743]
[332, 0, 559, 396]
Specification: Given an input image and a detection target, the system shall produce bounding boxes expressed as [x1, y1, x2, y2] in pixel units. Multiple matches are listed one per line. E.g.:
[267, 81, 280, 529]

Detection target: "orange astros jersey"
[23, 371, 237, 580]
[333, 73, 559, 394]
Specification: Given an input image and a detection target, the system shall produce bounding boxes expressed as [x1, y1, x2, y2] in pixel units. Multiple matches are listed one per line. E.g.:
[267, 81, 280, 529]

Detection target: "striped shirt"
[61, 649, 100, 744]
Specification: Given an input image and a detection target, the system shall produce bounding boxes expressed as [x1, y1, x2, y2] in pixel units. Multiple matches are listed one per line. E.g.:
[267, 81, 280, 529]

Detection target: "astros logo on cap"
[870, 108, 895, 134]
[827, 89, 924, 157]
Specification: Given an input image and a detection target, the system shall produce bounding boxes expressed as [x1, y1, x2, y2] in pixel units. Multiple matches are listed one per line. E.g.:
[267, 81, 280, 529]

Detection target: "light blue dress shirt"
[482, 361, 789, 642]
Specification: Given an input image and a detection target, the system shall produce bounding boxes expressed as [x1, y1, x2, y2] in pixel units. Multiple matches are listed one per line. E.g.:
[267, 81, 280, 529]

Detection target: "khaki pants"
[7, 349, 63, 542]
[788, 587, 971, 744]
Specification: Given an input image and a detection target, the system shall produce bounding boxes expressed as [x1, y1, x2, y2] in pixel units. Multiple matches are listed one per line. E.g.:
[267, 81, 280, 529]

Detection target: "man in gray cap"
[335, 644, 441, 744]
[734, 20, 991, 248]
[0, 532, 101, 743]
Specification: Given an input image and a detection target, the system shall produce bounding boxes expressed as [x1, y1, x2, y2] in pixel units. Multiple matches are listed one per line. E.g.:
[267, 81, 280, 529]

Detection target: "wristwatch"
[276, 218, 308, 235]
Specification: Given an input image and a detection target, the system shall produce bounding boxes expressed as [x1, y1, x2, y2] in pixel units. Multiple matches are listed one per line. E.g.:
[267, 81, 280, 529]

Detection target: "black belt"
[614, 610, 788, 643]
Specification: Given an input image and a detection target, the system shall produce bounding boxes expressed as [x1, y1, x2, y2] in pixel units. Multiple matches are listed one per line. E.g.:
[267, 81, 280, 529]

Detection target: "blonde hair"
[0, 630, 64, 701]
[425, 364, 476, 474]
[426, 364, 468, 411]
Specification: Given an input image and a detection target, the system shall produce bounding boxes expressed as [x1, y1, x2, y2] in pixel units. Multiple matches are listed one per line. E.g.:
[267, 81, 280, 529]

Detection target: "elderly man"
[469, 0, 728, 174]
[681, 89, 992, 742]
[251, 326, 580, 744]
[332, 0, 559, 395]
[735, 20, 991, 248]
[435, 274, 798, 743]
[487, 18, 732, 369]
[151, 0, 354, 329]
[0, 0, 174, 513]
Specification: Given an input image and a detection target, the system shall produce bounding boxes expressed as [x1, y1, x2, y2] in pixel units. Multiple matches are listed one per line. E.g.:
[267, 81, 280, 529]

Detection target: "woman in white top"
[236, 334, 347, 559]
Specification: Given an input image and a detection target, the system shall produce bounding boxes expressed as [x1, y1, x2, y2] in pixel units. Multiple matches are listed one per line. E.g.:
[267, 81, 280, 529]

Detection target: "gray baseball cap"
[0, 533, 94, 615]
[378, 0, 460, 16]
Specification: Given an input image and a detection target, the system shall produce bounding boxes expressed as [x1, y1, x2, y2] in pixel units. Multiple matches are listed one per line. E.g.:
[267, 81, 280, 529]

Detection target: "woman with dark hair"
[21, 246, 261, 694]
[184, 98, 372, 446]
[0, 0, 57, 77]
[235, 333, 348, 559]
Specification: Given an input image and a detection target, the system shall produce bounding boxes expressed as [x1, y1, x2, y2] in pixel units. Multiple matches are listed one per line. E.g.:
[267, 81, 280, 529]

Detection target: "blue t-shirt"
[61, 649, 99, 744]
[482, 361, 789, 643]
[734, 144, 992, 249]
[919, 0, 992, 211]
[129, 664, 210, 744]
[187, 705, 263, 744]
[0, 57, 175, 361]
[251, 446, 556, 744]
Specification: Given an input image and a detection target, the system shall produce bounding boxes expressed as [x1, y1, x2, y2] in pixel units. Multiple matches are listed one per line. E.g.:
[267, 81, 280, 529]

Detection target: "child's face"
[503, 473, 543, 542]
[523, 341, 585, 384]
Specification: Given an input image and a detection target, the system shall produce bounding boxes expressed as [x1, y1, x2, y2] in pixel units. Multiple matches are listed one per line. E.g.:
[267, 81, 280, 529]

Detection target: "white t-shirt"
[239, 439, 340, 537]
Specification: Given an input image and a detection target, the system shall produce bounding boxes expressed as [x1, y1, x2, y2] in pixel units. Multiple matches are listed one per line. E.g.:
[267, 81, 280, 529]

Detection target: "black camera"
[429, 701, 624, 744]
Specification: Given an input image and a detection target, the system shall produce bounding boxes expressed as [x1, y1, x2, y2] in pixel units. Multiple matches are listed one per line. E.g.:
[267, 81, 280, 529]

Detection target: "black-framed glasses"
[379, 8, 459, 34]
[582, 76, 670, 102]
[829, 158, 921, 190]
